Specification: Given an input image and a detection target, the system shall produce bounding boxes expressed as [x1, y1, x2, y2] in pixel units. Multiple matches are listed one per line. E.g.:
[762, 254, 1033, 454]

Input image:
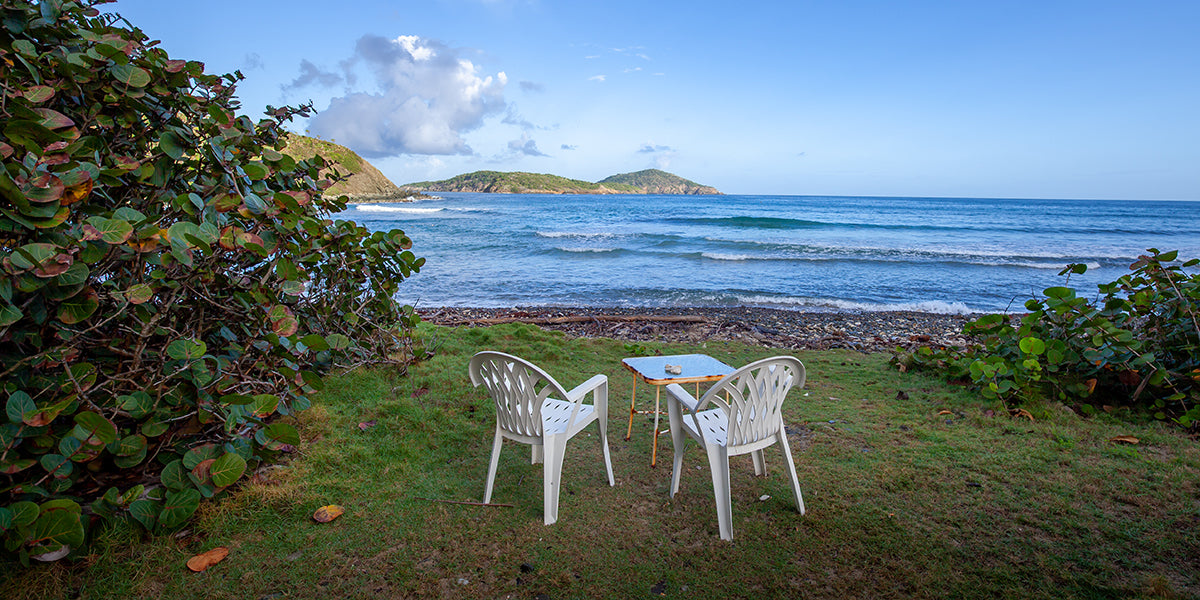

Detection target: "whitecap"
[355, 205, 445, 214]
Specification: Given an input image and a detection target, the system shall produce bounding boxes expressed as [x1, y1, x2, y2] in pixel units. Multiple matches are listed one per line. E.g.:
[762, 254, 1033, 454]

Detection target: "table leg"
[626, 375, 637, 440]
[651, 385, 661, 468]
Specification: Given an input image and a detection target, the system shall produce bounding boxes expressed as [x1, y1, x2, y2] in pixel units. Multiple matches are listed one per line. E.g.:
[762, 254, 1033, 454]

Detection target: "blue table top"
[622, 354, 734, 384]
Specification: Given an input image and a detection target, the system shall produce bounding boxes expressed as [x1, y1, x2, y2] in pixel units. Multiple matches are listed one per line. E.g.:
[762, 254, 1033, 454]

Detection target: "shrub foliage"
[899, 249, 1199, 427]
[1, 0, 423, 563]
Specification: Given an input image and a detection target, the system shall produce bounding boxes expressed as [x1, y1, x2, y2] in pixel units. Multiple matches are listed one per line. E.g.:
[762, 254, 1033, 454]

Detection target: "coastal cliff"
[402, 169, 721, 195]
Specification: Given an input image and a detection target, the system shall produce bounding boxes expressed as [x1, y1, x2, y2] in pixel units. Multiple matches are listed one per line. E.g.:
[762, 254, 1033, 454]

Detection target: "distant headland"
[282, 135, 721, 199]
[400, 169, 722, 195]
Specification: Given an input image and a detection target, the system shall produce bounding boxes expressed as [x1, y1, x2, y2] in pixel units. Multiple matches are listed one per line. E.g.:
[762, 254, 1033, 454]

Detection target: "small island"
[401, 169, 722, 195]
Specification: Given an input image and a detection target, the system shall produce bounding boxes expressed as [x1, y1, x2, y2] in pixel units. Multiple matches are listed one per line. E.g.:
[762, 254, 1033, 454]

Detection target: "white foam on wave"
[536, 231, 619, 240]
[700, 252, 757, 261]
[557, 247, 620, 253]
[355, 205, 445, 214]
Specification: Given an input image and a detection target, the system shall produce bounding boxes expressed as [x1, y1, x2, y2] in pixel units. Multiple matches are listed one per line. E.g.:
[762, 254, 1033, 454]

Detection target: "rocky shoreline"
[417, 305, 982, 353]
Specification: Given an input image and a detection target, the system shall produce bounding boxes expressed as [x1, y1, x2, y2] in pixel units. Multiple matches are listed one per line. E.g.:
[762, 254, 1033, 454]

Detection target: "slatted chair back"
[697, 356, 805, 448]
[469, 351, 569, 440]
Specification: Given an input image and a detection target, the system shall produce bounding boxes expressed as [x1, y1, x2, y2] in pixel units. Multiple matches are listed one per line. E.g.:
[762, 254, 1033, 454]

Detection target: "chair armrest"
[664, 383, 700, 412]
[566, 374, 608, 404]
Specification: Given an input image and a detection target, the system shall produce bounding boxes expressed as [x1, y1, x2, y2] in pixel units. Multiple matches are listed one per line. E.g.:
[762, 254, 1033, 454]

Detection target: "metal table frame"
[621, 354, 734, 467]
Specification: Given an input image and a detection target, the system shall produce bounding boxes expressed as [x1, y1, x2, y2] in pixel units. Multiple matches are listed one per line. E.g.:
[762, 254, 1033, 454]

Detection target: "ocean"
[334, 194, 1200, 314]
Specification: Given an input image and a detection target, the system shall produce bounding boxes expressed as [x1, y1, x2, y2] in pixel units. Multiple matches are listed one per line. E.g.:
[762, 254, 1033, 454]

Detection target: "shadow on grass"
[3, 322, 1198, 599]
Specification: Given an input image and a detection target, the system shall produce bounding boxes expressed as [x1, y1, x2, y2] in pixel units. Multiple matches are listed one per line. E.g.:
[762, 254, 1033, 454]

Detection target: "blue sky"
[109, 0, 1198, 200]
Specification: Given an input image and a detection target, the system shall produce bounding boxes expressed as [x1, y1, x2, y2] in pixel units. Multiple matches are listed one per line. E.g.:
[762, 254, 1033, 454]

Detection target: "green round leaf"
[73, 411, 118, 444]
[210, 453, 247, 487]
[166, 338, 207, 360]
[1019, 337, 1046, 356]
[110, 63, 151, 88]
[261, 423, 300, 446]
[6, 391, 35, 425]
[57, 287, 99, 324]
[158, 489, 201, 529]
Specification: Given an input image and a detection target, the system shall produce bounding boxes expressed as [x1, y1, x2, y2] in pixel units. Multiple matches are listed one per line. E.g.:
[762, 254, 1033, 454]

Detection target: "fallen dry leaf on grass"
[1010, 408, 1035, 421]
[357, 420, 377, 432]
[313, 505, 345, 523]
[1110, 435, 1140, 445]
[186, 547, 229, 572]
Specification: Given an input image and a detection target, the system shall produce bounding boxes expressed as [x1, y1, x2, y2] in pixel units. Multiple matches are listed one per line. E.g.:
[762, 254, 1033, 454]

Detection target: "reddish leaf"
[33, 108, 75, 130]
[32, 253, 72, 278]
[24, 172, 65, 203]
[313, 505, 344, 523]
[191, 458, 216, 483]
[268, 304, 298, 336]
[186, 547, 229, 572]
[59, 170, 93, 206]
[23, 85, 55, 103]
[357, 420, 377, 432]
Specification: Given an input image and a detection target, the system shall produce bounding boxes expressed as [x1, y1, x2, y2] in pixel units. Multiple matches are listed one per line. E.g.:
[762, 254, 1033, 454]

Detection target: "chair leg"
[484, 427, 504, 504]
[667, 398, 685, 497]
[751, 449, 766, 476]
[542, 434, 566, 525]
[778, 430, 805, 515]
[705, 444, 733, 540]
[596, 383, 615, 486]
[531, 444, 543, 464]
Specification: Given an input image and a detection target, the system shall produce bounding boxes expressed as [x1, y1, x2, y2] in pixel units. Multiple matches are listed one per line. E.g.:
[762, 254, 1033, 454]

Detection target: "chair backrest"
[469, 351, 568, 439]
[699, 356, 805, 447]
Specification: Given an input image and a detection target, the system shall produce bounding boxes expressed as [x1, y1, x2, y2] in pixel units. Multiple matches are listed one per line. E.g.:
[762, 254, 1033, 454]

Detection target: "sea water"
[334, 194, 1200, 313]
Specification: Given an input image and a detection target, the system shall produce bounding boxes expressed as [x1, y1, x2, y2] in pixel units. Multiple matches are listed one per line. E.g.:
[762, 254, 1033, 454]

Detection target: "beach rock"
[419, 306, 978, 353]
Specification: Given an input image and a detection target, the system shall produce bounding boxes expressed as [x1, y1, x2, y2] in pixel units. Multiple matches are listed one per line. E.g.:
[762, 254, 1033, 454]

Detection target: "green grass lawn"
[5, 322, 1198, 599]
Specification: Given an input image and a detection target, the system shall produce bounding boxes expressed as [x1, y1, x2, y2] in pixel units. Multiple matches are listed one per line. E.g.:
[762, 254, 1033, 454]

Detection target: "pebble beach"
[419, 305, 979, 353]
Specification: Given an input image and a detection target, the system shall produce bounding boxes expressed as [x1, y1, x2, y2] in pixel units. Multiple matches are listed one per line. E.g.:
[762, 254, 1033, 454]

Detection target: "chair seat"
[682, 408, 728, 446]
[542, 399, 595, 435]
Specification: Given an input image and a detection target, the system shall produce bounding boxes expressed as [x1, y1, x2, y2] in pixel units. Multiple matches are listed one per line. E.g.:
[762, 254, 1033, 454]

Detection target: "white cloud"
[302, 34, 508, 157]
[588, 74, 606, 82]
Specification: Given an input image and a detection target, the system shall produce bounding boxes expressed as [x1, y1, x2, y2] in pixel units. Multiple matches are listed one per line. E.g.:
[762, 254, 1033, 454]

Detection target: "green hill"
[598, 169, 720, 195]
[281, 135, 431, 202]
[402, 169, 721, 195]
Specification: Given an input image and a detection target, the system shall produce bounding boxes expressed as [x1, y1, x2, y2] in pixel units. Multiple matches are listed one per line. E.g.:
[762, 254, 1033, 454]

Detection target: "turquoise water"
[335, 194, 1200, 313]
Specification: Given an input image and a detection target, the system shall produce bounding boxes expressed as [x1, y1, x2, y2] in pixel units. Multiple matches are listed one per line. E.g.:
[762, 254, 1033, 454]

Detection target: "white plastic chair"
[665, 356, 807, 540]
[469, 351, 615, 525]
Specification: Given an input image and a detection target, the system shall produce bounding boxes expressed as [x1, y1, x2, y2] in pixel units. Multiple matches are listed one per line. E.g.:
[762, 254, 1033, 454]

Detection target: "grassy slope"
[281, 134, 404, 198]
[5, 324, 1197, 599]
[598, 168, 705, 189]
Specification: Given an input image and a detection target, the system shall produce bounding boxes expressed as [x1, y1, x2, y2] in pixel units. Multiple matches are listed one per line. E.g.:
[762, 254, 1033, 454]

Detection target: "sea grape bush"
[898, 249, 1199, 427]
[0, 0, 423, 564]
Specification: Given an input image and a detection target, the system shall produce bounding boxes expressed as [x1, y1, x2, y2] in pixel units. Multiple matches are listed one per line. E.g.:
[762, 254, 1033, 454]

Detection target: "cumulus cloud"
[242, 53, 264, 71]
[638, 143, 674, 153]
[299, 34, 507, 157]
[637, 142, 676, 169]
[507, 133, 548, 157]
[284, 59, 343, 90]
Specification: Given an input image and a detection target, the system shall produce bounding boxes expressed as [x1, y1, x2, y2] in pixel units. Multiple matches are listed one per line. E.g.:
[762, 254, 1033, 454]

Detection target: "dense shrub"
[897, 249, 1199, 427]
[1, 0, 423, 564]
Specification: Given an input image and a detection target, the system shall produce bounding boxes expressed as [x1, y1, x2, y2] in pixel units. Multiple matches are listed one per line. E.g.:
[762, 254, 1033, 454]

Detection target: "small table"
[621, 354, 734, 467]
